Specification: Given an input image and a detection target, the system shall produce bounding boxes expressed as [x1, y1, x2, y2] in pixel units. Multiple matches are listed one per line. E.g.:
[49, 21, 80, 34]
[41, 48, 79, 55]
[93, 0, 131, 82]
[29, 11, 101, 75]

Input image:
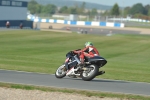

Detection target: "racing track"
[0, 25, 150, 96]
[0, 69, 150, 96]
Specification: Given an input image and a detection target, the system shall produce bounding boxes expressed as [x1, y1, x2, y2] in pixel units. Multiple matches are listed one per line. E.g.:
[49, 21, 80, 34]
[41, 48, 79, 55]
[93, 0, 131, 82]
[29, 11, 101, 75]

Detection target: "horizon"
[19, 0, 150, 7]
[75, 0, 150, 7]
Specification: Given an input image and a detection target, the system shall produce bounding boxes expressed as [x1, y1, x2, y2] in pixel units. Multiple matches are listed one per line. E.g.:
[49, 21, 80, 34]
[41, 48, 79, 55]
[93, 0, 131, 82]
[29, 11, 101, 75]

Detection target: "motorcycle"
[55, 49, 107, 81]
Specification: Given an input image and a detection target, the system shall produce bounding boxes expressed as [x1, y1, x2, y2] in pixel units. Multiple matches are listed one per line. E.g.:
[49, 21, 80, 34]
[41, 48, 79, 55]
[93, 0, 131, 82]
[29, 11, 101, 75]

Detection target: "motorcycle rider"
[73, 42, 100, 67]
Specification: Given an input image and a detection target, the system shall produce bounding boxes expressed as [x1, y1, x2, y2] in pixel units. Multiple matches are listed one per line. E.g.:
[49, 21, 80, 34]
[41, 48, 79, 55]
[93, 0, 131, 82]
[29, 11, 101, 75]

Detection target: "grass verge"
[0, 30, 150, 82]
[0, 82, 150, 100]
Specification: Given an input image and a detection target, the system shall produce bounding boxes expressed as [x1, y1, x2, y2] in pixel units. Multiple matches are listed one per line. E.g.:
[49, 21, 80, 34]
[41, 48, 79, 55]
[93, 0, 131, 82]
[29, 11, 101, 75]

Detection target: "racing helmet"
[85, 42, 93, 47]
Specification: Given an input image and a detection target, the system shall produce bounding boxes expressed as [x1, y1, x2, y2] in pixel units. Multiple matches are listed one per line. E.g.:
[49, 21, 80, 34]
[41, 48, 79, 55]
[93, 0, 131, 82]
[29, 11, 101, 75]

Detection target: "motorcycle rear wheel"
[81, 64, 99, 81]
[55, 64, 66, 78]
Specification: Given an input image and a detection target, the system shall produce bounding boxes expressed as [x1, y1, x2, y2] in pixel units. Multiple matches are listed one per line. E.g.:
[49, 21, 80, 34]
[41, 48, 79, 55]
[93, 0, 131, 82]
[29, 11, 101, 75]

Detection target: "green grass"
[0, 30, 150, 83]
[0, 82, 150, 100]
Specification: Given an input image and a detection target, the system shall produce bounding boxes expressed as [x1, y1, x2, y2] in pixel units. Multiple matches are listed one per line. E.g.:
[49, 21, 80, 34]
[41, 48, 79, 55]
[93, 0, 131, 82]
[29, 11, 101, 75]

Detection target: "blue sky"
[75, 0, 150, 7]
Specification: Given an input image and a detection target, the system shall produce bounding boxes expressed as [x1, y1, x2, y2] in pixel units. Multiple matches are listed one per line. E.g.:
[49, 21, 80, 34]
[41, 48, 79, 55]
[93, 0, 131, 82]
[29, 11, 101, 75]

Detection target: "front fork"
[74, 55, 81, 64]
[65, 55, 81, 70]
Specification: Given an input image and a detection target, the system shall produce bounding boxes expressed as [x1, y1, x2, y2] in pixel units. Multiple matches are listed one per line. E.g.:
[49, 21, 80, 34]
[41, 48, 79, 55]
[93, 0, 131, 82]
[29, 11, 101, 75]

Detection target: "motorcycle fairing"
[86, 56, 107, 67]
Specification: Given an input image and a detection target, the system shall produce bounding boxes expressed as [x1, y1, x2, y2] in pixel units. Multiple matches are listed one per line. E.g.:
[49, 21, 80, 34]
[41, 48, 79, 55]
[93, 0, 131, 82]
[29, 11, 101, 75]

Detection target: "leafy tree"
[91, 8, 98, 15]
[123, 7, 131, 16]
[28, 0, 150, 19]
[129, 3, 145, 15]
[86, 8, 97, 17]
[102, 10, 111, 16]
[59, 6, 68, 13]
[68, 7, 77, 14]
[148, 9, 150, 16]
[28, 0, 40, 14]
[111, 3, 120, 16]
[80, 2, 86, 13]
[36, 4, 43, 13]
[74, 3, 80, 14]
[86, 10, 91, 16]
[144, 4, 150, 15]
[42, 4, 57, 14]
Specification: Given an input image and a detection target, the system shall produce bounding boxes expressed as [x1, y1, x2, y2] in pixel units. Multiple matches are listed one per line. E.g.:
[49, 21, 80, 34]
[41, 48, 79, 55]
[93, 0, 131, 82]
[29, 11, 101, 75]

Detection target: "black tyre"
[81, 64, 99, 81]
[55, 64, 66, 78]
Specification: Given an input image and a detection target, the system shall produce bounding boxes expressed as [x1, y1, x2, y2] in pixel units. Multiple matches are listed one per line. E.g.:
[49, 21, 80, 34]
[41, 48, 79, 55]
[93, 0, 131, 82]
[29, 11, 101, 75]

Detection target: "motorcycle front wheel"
[81, 64, 99, 81]
[55, 64, 66, 78]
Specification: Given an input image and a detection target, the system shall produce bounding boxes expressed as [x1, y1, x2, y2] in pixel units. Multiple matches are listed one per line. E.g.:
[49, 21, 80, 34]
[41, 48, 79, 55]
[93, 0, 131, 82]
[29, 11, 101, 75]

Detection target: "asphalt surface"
[0, 26, 142, 35]
[0, 27, 32, 31]
[61, 27, 141, 35]
[0, 27, 149, 96]
[0, 69, 150, 96]
[0, 28, 20, 31]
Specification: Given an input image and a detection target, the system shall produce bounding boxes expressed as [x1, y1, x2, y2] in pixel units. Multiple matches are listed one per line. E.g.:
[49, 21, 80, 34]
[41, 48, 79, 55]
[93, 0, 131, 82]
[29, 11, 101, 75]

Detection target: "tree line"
[28, 0, 150, 20]
[28, 0, 97, 16]
[105, 3, 150, 20]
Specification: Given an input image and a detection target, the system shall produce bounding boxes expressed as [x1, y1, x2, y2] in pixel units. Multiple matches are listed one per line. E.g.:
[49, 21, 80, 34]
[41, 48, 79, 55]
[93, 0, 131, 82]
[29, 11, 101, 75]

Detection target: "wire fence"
[35, 13, 127, 23]
[30, 13, 150, 28]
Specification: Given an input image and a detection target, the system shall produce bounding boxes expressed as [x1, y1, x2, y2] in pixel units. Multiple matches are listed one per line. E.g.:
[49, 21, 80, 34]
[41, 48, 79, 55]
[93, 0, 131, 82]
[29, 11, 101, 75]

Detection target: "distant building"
[0, 0, 33, 28]
[52, 13, 87, 20]
[84, 9, 105, 13]
[0, 0, 28, 20]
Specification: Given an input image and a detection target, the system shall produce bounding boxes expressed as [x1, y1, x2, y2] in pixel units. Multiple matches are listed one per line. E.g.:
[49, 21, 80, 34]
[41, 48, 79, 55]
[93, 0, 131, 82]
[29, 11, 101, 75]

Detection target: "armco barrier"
[28, 15, 124, 28]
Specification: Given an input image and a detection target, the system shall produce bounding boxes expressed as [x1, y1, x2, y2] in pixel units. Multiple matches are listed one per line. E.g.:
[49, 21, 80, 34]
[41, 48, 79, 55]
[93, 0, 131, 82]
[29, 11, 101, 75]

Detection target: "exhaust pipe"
[97, 71, 105, 76]
[82, 67, 89, 71]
